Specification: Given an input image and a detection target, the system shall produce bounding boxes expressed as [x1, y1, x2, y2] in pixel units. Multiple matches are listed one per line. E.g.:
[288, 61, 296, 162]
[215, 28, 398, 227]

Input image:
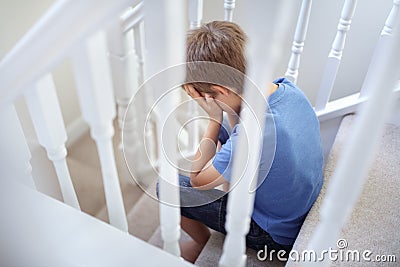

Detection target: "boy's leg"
[181, 216, 210, 245]
[179, 216, 210, 263]
[178, 175, 227, 262]
[156, 174, 227, 262]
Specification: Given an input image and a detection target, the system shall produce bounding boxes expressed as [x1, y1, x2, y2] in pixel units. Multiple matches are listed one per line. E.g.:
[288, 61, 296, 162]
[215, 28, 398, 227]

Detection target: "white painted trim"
[316, 85, 400, 122]
[122, 2, 144, 33]
[65, 116, 89, 148]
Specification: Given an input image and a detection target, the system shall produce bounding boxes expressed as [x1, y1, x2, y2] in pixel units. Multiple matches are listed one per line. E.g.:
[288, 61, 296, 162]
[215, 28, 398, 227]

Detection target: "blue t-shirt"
[212, 77, 324, 245]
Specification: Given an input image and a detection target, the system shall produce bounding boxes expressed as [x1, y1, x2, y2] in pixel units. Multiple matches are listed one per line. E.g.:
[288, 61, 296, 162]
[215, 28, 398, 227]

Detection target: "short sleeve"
[218, 115, 232, 145]
[212, 125, 238, 182]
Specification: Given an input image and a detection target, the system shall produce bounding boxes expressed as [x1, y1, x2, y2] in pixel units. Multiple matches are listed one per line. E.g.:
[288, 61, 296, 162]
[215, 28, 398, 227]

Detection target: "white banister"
[219, 1, 294, 266]
[189, 0, 204, 29]
[133, 22, 159, 167]
[107, 20, 140, 144]
[382, 0, 400, 36]
[359, 0, 400, 98]
[0, 105, 36, 189]
[133, 22, 146, 85]
[123, 3, 159, 167]
[285, 0, 313, 84]
[0, 0, 139, 105]
[224, 0, 236, 22]
[314, 0, 357, 112]
[304, 18, 400, 267]
[187, 0, 203, 154]
[24, 74, 80, 209]
[144, 0, 186, 256]
[71, 31, 128, 232]
[122, 2, 144, 33]
[127, 12, 160, 167]
[107, 18, 153, 184]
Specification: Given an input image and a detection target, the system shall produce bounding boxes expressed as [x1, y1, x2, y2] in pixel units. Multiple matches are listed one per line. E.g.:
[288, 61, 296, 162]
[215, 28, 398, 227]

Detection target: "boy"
[175, 21, 323, 262]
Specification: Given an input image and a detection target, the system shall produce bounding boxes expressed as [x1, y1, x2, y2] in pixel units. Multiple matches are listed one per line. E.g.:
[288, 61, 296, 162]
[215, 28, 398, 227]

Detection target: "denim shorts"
[159, 174, 292, 252]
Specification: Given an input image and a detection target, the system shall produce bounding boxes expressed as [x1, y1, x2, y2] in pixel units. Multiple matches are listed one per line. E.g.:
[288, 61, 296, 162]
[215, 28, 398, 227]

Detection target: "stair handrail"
[122, 2, 144, 33]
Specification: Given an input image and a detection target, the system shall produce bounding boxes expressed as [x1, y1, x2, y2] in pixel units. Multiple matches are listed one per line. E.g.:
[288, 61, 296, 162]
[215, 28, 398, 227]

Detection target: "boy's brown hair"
[185, 21, 247, 95]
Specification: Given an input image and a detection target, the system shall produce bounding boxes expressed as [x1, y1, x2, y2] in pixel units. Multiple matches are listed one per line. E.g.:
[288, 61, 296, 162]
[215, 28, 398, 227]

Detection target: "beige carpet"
[287, 115, 400, 266]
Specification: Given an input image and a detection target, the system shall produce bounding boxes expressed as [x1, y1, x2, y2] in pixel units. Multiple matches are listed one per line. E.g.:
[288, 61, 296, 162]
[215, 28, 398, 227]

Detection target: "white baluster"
[133, 22, 146, 85]
[126, 9, 159, 167]
[285, 0, 313, 84]
[107, 20, 139, 145]
[382, 0, 400, 36]
[189, 0, 203, 29]
[133, 22, 159, 167]
[314, 0, 357, 112]
[108, 18, 153, 184]
[224, 0, 236, 22]
[359, 0, 400, 98]
[0, 104, 35, 189]
[71, 31, 128, 232]
[24, 74, 80, 209]
[144, 0, 186, 256]
[219, 1, 294, 266]
[187, 0, 203, 154]
[305, 17, 400, 267]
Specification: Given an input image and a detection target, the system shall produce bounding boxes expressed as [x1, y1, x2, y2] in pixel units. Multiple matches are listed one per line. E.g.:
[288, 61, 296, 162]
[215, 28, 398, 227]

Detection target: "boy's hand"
[184, 85, 223, 123]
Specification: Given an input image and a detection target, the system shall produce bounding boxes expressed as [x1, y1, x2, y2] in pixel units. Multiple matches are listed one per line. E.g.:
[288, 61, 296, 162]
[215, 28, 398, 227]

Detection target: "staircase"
[2, 0, 399, 266]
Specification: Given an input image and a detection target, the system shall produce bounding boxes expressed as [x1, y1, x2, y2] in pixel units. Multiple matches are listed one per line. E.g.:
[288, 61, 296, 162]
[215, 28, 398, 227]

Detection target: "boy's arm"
[184, 85, 227, 190]
[190, 119, 227, 190]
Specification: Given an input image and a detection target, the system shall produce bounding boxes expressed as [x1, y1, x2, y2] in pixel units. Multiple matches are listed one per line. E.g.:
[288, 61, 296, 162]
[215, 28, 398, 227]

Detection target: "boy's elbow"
[189, 174, 201, 188]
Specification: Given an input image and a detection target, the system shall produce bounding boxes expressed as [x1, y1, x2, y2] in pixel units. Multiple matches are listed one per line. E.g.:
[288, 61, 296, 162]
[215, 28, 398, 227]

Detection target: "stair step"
[125, 181, 160, 241]
[67, 157, 106, 216]
[287, 115, 400, 266]
[148, 226, 193, 249]
[195, 232, 285, 267]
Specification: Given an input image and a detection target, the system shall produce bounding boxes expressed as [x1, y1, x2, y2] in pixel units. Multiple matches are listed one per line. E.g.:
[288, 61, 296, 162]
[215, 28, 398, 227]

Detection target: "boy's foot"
[180, 240, 203, 263]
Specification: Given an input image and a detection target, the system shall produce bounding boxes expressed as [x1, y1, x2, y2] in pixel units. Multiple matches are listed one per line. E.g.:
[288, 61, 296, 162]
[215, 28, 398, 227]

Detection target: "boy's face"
[185, 84, 242, 115]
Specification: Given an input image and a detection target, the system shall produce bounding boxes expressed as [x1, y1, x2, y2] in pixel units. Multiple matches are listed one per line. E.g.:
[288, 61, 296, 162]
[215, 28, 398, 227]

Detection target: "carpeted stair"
[286, 114, 400, 266]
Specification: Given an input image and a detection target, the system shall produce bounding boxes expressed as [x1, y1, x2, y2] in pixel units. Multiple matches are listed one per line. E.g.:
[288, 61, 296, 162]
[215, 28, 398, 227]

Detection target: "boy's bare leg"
[180, 216, 211, 263]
